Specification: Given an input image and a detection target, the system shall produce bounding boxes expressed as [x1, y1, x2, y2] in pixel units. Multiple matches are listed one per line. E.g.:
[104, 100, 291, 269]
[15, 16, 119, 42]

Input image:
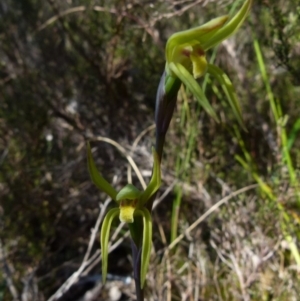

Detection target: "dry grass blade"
[167, 184, 258, 250]
[92, 136, 147, 189]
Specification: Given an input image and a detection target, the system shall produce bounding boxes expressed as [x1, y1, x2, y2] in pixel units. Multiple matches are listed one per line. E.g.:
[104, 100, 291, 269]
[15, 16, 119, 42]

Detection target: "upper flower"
[165, 15, 228, 79]
[163, 0, 252, 127]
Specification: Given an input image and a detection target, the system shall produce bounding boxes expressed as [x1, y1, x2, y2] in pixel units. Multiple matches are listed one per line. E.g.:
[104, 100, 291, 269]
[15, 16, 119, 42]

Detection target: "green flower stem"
[171, 185, 182, 243]
[253, 38, 299, 203]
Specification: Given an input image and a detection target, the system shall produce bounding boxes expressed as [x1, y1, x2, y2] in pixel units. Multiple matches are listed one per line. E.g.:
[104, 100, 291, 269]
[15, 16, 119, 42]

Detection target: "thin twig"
[153, 179, 178, 209]
[47, 198, 110, 301]
[230, 253, 249, 301]
[38, 6, 118, 31]
[127, 124, 155, 184]
[0, 240, 20, 301]
[82, 232, 130, 276]
[91, 136, 147, 189]
[82, 198, 112, 264]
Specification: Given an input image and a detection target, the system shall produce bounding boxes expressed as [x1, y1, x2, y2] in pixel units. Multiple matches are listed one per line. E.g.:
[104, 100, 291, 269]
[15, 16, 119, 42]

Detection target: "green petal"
[207, 64, 245, 129]
[139, 147, 161, 206]
[116, 184, 142, 202]
[169, 62, 219, 122]
[87, 142, 117, 200]
[135, 208, 152, 288]
[202, 0, 252, 51]
[100, 208, 120, 284]
[166, 15, 228, 63]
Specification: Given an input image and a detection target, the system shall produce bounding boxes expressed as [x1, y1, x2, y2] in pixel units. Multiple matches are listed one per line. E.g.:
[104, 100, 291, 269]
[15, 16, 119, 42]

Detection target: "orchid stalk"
[87, 2, 252, 299]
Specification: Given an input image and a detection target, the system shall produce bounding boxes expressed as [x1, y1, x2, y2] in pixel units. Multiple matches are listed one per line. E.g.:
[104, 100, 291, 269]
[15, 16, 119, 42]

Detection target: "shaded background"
[1, 0, 300, 300]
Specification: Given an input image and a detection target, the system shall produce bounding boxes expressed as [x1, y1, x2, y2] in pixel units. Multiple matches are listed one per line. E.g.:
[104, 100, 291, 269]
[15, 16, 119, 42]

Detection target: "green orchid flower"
[164, 0, 252, 127]
[87, 142, 161, 288]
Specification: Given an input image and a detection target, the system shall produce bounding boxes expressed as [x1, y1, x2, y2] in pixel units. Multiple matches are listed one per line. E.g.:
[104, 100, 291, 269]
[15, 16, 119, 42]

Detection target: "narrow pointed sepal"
[202, 0, 253, 51]
[169, 62, 219, 122]
[135, 208, 152, 288]
[87, 142, 118, 200]
[207, 64, 246, 130]
[139, 147, 161, 206]
[100, 208, 120, 284]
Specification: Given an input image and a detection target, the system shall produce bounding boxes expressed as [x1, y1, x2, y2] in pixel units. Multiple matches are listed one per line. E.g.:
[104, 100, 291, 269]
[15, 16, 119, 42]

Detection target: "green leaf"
[139, 147, 161, 206]
[87, 142, 117, 200]
[135, 208, 152, 288]
[100, 208, 120, 284]
[207, 64, 245, 130]
[202, 0, 252, 51]
[169, 62, 219, 122]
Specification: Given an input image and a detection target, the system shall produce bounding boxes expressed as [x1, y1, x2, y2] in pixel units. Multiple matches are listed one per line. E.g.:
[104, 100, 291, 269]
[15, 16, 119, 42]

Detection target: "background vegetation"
[0, 0, 300, 300]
